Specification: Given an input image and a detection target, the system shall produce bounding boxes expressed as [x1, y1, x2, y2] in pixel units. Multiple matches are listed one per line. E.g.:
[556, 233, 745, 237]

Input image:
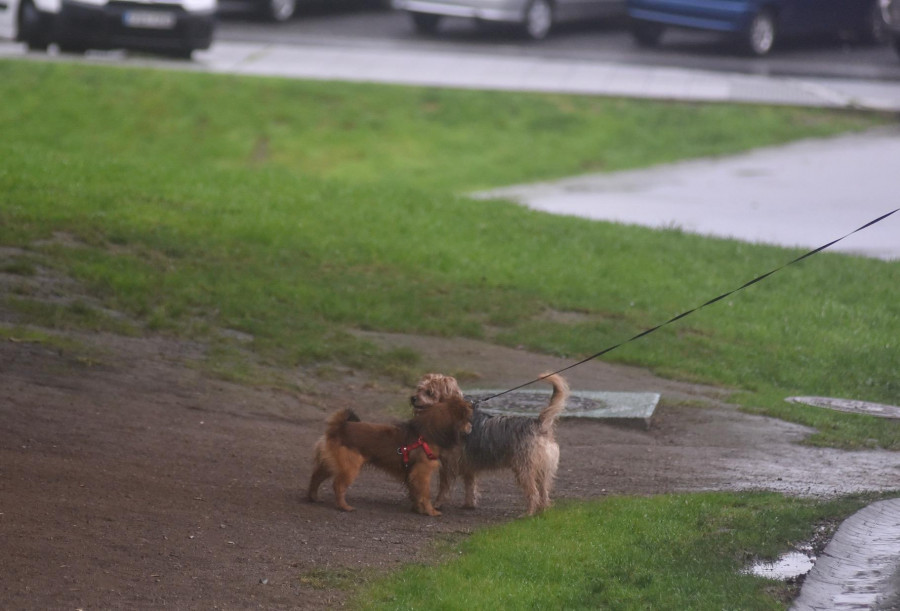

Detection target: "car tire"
[261, 0, 295, 23]
[631, 20, 665, 47]
[858, 0, 889, 44]
[18, 0, 51, 51]
[58, 43, 87, 54]
[522, 0, 553, 41]
[164, 48, 194, 60]
[410, 11, 441, 34]
[741, 9, 776, 56]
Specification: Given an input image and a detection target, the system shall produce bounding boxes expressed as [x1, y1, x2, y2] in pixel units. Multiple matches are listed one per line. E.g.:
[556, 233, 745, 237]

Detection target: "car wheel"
[741, 9, 776, 56]
[631, 21, 665, 47]
[164, 48, 194, 60]
[858, 0, 889, 44]
[262, 0, 295, 22]
[522, 0, 553, 41]
[410, 11, 441, 34]
[18, 0, 50, 51]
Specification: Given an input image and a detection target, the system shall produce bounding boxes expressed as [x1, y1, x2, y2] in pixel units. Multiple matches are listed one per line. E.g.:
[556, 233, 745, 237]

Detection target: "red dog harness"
[398, 436, 437, 467]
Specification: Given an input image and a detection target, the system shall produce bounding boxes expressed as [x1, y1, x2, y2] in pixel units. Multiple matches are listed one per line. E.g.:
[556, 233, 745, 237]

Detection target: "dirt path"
[3, 329, 900, 609]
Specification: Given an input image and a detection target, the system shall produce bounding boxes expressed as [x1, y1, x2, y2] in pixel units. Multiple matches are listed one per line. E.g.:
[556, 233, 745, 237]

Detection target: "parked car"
[217, 0, 386, 24]
[626, 0, 888, 56]
[884, 0, 900, 59]
[0, 0, 216, 57]
[391, 0, 625, 40]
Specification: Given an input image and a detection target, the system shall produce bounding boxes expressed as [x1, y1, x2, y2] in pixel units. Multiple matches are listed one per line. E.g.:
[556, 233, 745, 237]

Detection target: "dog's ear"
[438, 376, 463, 401]
[450, 399, 473, 437]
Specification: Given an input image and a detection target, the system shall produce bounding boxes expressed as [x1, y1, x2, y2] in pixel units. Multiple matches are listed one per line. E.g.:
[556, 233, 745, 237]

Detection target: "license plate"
[123, 10, 177, 29]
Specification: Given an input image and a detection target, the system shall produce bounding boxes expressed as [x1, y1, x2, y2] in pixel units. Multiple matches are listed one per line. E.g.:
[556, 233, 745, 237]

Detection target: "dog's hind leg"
[307, 461, 332, 503]
[332, 452, 364, 512]
[514, 462, 542, 516]
[536, 442, 560, 512]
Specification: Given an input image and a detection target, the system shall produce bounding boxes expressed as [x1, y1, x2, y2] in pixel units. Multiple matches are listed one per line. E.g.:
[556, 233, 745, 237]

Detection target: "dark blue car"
[626, 0, 888, 55]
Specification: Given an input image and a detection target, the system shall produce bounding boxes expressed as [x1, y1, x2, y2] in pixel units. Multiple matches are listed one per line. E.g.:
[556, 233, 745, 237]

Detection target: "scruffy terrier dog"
[307, 397, 472, 516]
[410, 372, 569, 515]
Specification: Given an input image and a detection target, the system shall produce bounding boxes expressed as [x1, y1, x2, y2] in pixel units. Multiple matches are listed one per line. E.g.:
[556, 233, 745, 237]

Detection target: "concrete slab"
[466, 389, 660, 429]
[792, 499, 900, 611]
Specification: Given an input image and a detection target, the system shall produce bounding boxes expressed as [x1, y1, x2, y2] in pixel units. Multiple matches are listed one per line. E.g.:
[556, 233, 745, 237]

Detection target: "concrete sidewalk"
[198, 41, 900, 111]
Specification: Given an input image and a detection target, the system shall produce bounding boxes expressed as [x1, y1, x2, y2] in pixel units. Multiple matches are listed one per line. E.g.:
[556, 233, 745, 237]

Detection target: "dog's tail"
[325, 409, 361, 438]
[537, 373, 569, 434]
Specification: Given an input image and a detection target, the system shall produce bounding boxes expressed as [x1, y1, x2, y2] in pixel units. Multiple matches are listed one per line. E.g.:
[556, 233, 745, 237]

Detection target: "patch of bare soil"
[3, 327, 900, 609]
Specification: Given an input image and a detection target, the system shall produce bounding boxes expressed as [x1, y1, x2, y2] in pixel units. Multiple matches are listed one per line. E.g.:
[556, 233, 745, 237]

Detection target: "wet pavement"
[476, 128, 900, 261]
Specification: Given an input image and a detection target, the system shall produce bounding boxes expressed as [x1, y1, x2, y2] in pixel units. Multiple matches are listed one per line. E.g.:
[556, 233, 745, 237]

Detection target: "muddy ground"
[4, 325, 900, 609]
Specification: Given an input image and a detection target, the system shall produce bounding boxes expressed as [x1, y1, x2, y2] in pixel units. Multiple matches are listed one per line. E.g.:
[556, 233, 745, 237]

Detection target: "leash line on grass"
[476, 208, 900, 404]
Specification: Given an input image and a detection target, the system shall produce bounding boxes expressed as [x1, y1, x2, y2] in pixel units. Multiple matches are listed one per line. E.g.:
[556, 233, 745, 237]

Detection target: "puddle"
[744, 551, 815, 581]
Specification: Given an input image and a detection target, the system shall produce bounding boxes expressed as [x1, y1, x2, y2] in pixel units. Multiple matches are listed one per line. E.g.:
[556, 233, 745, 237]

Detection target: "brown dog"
[307, 397, 472, 516]
[411, 373, 569, 515]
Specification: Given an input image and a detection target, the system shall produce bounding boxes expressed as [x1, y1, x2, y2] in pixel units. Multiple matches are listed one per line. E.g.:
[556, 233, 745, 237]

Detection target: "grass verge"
[1, 59, 897, 447]
[353, 492, 879, 610]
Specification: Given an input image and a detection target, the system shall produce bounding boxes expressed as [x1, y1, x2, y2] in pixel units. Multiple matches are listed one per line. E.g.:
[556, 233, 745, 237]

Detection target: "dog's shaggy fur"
[410, 372, 569, 515]
[307, 398, 472, 516]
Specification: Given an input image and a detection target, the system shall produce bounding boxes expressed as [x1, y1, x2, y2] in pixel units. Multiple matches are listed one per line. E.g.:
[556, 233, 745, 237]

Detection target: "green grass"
[1, 59, 898, 448]
[354, 492, 876, 610]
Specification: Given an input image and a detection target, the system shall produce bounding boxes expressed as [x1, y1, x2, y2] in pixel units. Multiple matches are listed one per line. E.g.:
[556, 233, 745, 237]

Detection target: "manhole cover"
[786, 396, 900, 419]
[467, 389, 659, 429]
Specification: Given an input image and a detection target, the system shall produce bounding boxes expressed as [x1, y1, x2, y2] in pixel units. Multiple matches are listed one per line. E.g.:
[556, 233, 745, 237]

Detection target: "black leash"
[477, 208, 899, 404]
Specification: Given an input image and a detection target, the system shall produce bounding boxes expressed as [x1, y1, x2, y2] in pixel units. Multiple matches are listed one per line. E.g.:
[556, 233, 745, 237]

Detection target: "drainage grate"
[786, 396, 900, 419]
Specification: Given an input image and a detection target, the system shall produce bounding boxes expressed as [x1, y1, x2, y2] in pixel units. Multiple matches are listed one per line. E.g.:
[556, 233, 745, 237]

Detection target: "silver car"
[392, 0, 625, 40]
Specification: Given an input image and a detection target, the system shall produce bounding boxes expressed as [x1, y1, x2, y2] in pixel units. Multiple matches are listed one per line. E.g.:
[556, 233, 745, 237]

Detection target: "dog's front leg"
[407, 461, 441, 516]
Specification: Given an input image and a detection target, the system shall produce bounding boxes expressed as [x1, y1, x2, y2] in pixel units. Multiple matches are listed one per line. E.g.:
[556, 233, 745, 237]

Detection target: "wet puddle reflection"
[744, 551, 815, 581]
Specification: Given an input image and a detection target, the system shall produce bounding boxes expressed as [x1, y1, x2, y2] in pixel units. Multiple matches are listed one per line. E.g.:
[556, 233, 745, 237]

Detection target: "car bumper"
[391, 0, 525, 23]
[56, 0, 216, 52]
[627, 0, 755, 33]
